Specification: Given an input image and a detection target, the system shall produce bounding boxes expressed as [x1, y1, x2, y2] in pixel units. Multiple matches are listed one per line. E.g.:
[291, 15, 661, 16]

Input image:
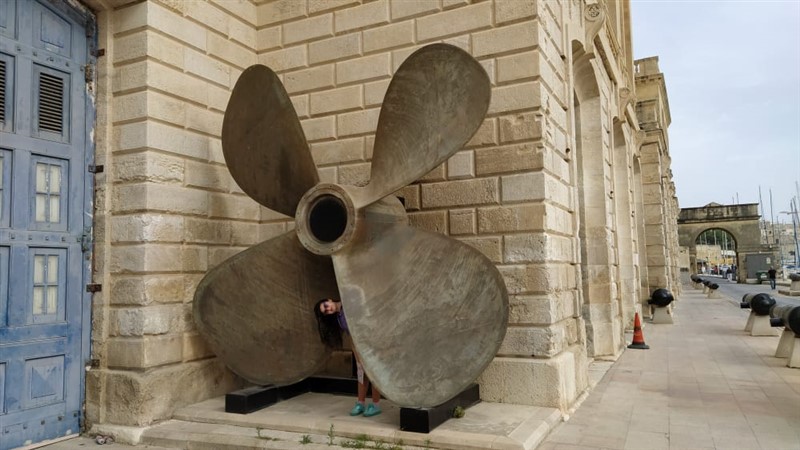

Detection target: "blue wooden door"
[0, 0, 92, 448]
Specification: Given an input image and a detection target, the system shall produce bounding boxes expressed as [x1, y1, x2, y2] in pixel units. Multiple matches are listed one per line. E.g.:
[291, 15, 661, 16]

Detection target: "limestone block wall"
[634, 56, 679, 298]
[665, 182, 682, 295]
[570, 0, 645, 358]
[640, 141, 669, 290]
[80, 0, 669, 429]
[572, 63, 625, 358]
[613, 122, 641, 330]
[258, 0, 589, 410]
[86, 0, 261, 427]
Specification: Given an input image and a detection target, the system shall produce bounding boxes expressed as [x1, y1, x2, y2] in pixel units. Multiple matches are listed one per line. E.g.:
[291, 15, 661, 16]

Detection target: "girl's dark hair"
[314, 298, 343, 349]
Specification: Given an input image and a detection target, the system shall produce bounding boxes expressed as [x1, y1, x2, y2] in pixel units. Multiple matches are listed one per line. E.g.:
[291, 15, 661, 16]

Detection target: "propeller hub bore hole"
[309, 195, 348, 243]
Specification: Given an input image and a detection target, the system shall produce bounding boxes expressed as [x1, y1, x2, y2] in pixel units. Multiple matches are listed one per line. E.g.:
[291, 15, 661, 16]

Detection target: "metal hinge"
[83, 64, 94, 83]
[88, 164, 104, 173]
[86, 284, 102, 293]
[80, 227, 93, 252]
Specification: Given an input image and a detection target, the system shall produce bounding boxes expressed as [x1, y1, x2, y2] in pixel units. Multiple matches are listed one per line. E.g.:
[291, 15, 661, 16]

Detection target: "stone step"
[140, 420, 429, 449]
[141, 393, 562, 450]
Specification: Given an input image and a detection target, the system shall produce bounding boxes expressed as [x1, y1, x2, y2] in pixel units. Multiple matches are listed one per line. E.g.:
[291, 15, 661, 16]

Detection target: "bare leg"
[357, 377, 367, 404]
[354, 351, 367, 404]
[364, 375, 381, 417]
[371, 381, 381, 404]
[353, 349, 380, 416]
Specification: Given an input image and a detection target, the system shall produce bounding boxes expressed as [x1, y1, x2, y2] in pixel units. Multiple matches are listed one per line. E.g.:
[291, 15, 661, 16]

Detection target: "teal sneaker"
[349, 402, 365, 416]
[364, 403, 382, 417]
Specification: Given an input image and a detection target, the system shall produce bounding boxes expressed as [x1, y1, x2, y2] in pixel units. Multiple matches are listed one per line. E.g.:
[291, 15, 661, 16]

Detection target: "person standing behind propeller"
[315, 298, 382, 417]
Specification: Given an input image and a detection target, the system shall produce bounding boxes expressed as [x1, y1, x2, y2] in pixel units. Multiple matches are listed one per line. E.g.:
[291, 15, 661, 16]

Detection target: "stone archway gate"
[678, 203, 767, 281]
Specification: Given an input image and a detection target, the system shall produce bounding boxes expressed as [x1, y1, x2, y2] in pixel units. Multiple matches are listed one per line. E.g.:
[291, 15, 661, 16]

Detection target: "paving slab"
[540, 285, 800, 450]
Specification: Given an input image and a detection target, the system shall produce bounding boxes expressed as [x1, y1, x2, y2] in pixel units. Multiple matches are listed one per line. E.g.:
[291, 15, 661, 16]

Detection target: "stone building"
[0, 0, 680, 446]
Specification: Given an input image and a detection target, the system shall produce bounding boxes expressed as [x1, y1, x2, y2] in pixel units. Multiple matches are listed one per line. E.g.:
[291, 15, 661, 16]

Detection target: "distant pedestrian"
[726, 267, 733, 281]
[768, 267, 777, 289]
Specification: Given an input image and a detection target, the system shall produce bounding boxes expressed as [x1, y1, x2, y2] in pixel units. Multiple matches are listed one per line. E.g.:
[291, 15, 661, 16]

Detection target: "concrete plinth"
[702, 285, 709, 294]
[778, 280, 800, 296]
[707, 290, 720, 299]
[692, 282, 702, 290]
[651, 307, 673, 324]
[746, 314, 778, 336]
[641, 303, 653, 320]
[790, 336, 800, 369]
[744, 311, 755, 331]
[775, 329, 795, 358]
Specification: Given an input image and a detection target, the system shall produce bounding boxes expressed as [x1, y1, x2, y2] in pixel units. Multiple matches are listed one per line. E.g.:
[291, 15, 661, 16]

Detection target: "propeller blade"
[222, 65, 318, 217]
[194, 231, 338, 386]
[355, 44, 490, 208]
[332, 199, 508, 407]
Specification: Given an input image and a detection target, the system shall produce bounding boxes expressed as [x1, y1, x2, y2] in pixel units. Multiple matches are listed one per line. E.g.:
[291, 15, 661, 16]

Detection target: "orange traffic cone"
[628, 312, 649, 349]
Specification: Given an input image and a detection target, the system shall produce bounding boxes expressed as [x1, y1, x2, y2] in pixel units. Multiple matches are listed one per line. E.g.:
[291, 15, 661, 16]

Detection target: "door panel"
[0, 0, 89, 448]
[0, 52, 14, 133]
[0, 246, 7, 330]
[32, 2, 72, 58]
[30, 156, 69, 232]
[0, 2, 15, 40]
[0, 150, 11, 226]
[32, 65, 70, 143]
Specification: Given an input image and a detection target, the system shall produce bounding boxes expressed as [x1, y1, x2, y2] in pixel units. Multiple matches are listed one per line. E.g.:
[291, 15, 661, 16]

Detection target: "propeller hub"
[296, 183, 357, 255]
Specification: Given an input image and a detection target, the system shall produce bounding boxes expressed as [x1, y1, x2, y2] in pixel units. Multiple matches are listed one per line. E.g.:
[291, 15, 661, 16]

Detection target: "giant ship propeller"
[194, 44, 508, 407]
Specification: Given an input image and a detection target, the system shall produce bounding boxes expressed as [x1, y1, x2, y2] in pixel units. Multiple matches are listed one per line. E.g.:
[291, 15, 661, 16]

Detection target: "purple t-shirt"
[336, 310, 349, 333]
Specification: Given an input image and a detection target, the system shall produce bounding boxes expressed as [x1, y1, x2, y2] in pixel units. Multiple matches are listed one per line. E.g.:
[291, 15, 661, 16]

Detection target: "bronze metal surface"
[332, 199, 508, 407]
[193, 231, 338, 385]
[196, 43, 508, 406]
[221, 65, 318, 217]
[351, 44, 491, 208]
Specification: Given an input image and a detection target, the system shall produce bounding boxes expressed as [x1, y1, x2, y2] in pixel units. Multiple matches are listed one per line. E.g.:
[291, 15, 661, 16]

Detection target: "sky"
[630, 1, 800, 224]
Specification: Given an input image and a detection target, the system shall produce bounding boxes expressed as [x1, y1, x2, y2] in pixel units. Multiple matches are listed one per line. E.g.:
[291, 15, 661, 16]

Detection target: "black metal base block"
[225, 376, 361, 414]
[399, 383, 481, 433]
[225, 385, 279, 414]
[278, 378, 311, 399]
[308, 375, 359, 396]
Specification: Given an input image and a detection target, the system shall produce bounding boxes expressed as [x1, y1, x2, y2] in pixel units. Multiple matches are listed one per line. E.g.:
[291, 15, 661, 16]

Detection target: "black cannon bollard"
[647, 288, 674, 324]
[741, 293, 778, 336]
[707, 283, 720, 299]
[740, 293, 757, 309]
[770, 304, 800, 334]
[769, 304, 800, 368]
[690, 275, 703, 290]
[782, 273, 800, 296]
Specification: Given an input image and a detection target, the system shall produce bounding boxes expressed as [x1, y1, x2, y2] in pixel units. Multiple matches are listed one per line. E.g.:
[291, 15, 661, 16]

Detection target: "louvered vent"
[38, 72, 64, 134]
[0, 60, 6, 124]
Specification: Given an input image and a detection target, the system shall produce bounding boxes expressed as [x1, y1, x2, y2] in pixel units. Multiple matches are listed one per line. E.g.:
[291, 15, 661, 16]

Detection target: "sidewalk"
[540, 286, 800, 450]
